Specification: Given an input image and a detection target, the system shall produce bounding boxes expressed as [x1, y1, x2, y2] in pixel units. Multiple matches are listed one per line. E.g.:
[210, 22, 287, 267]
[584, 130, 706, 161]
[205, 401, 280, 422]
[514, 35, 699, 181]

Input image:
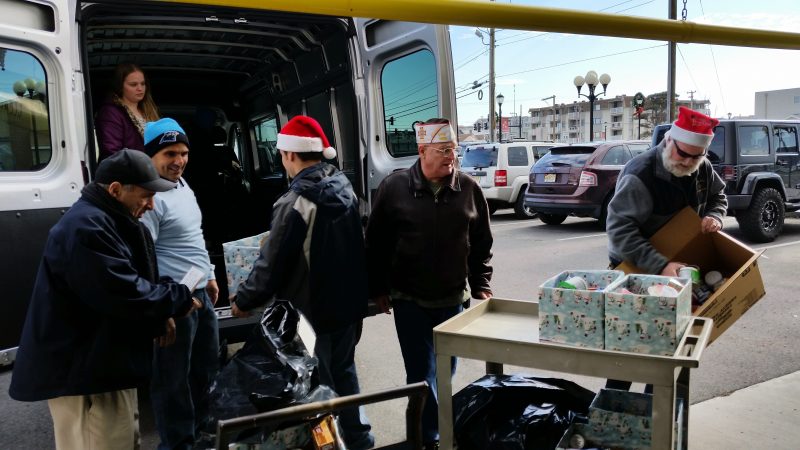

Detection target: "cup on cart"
[678, 265, 701, 284]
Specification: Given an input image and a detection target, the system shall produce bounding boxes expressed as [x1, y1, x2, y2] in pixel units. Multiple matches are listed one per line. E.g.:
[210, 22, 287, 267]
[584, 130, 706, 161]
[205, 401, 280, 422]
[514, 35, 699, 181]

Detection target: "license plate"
[544, 173, 557, 183]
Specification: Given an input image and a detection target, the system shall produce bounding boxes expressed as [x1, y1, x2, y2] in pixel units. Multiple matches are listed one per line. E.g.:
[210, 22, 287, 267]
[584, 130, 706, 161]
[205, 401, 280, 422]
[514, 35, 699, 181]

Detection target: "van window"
[774, 126, 799, 153]
[462, 145, 498, 168]
[739, 126, 770, 156]
[381, 49, 438, 157]
[252, 117, 283, 177]
[0, 48, 51, 171]
[507, 146, 528, 166]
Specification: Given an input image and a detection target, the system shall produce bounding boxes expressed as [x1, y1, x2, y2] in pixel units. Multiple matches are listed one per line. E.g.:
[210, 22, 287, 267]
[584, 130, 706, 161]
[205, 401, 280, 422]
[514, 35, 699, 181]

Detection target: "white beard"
[661, 144, 703, 177]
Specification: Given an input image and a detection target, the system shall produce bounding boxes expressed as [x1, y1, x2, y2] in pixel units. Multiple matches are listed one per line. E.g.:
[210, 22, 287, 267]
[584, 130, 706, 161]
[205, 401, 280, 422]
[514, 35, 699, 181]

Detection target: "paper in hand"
[179, 266, 205, 292]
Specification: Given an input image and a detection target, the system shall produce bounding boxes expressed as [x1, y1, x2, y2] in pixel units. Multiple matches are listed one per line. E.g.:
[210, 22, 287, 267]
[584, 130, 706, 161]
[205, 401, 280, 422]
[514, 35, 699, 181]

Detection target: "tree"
[645, 91, 680, 127]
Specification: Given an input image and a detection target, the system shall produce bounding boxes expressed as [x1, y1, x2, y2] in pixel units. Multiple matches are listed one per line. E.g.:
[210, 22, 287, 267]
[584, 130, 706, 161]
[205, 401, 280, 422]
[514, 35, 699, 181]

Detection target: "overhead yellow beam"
[164, 0, 800, 50]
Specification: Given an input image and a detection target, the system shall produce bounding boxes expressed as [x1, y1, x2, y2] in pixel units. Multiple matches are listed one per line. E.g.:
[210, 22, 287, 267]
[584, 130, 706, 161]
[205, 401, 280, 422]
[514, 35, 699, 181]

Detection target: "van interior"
[82, 1, 361, 303]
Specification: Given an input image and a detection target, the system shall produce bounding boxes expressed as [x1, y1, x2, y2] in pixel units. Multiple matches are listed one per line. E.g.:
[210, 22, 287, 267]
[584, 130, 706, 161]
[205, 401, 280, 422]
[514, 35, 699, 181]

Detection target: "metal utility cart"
[215, 382, 429, 450]
[434, 298, 713, 450]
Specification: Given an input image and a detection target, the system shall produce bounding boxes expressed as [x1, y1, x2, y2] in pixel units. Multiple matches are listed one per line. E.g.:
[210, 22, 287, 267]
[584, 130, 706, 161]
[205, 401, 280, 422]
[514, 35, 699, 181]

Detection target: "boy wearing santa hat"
[231, 115, 374, 449]
[607, 106, 728, 277]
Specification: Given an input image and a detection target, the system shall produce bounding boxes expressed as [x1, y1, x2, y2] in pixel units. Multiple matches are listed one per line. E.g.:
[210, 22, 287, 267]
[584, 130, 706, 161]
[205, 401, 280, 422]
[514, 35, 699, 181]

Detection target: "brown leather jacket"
[365, 160, 493, 302]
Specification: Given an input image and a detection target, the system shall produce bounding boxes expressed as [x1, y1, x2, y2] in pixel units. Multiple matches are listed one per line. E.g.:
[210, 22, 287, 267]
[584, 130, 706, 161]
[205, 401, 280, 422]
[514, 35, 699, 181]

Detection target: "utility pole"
[488, 26, 496, 142]
[686, 90, 696, 110]
[519, 104, 523, 139]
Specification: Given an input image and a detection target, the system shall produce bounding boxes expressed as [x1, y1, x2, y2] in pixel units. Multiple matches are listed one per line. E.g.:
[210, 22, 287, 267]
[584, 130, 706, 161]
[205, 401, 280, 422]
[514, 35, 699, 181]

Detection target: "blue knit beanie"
[144, 118, 190, 156]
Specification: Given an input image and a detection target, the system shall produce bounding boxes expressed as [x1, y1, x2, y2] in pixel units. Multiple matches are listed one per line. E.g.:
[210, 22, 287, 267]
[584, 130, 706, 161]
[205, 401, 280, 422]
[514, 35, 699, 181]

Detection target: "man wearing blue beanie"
[140, 117, 220, 449]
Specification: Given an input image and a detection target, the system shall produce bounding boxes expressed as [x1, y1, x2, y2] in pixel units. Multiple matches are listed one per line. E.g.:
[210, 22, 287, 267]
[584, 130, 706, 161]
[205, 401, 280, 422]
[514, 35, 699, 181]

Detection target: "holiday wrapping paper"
[223, 231, 269, 295]
[604, 274, 692, 356]
[584, 389, 653, 448]
[538, 270, 624, 349]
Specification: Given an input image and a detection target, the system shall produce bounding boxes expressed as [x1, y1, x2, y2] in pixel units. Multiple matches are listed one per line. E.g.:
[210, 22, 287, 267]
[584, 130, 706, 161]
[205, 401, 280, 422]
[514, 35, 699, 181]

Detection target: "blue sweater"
[141, 178, 214, 289]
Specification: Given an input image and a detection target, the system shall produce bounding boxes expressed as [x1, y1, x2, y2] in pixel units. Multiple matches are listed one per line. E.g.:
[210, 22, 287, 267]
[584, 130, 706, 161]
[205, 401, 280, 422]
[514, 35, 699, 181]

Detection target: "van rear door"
[354, 20, 456, 202]
[0, 0, 83, 364]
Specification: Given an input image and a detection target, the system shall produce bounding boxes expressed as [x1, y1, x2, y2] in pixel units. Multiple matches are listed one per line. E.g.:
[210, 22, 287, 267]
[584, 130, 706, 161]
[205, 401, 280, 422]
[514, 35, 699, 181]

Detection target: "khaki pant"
[48, 388, 140, 450]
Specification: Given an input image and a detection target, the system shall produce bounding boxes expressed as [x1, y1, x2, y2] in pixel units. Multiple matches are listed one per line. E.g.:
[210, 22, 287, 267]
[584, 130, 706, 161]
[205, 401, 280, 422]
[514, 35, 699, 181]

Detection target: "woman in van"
[95, 63, 160, 160]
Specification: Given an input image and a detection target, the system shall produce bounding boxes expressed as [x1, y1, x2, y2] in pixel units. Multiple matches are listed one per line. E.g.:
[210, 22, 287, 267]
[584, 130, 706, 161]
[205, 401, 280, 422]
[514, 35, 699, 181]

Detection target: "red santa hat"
[276, 115, 336, 159]
[667, 106, 719, 148]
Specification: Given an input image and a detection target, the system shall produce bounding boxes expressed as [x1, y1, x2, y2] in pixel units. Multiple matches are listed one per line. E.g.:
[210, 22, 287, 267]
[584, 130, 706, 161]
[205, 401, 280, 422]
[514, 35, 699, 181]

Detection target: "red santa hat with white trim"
[666, 106, 719, 148]
[276, 115, 336, 159]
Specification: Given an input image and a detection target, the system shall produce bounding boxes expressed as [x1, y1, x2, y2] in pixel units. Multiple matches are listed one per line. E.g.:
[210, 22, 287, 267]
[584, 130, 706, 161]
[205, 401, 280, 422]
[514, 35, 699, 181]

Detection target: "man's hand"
[475, 291, 492, 300]
[156, 318, 176, 347]
[701, 216, 722, 234]
[660, 261, 686, 277]
[206, 279, 219, 306]
[230, 300, 252, 318]
[373, 295, 392, 315]
[184, 297, 203, 317]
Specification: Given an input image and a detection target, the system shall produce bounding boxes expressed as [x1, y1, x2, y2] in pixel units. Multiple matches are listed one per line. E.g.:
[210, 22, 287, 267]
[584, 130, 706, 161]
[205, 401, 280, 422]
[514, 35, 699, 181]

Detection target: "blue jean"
[393, 300, 462, 443]
[315, 323, 374, 450]
[151, 289, 220, 450]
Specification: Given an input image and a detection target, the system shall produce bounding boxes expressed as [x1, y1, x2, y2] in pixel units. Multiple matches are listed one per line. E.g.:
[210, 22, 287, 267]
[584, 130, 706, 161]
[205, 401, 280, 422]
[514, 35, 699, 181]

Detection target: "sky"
[450, 0, 800, 126]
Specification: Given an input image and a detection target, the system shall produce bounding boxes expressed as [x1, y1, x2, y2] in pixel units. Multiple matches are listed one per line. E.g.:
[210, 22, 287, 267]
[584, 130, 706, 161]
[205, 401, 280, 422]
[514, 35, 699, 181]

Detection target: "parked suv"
[461, 141, 556, 218]
[652, 120, 800, 242]
[524, 140, 650, 225]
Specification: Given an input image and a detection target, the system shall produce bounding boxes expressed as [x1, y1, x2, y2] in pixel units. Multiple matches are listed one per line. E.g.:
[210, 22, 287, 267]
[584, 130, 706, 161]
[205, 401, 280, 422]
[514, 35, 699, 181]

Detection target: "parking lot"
[2, 210, 799, 448]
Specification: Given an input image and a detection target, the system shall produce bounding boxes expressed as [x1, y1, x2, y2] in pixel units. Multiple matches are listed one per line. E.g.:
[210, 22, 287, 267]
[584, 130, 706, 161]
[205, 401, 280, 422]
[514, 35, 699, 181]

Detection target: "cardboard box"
[538, 270, 624, 349]
[604, 274, 692, 356]
[222, 230, 269, 295]
[578, 390, 685, 450]
[616, 207, 766, 345]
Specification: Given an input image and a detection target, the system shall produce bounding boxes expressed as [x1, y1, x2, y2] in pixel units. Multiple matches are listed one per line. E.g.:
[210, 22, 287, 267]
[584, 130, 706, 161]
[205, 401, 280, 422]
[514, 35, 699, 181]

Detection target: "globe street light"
[496, 93, 505, 142]
[573, 70, 610, 142]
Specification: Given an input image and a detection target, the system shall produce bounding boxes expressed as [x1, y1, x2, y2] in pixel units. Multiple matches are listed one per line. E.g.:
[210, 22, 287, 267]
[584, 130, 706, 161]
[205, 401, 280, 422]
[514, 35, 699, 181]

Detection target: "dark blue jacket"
[235, 162, 368, 333]
[9, 185, 193, 401]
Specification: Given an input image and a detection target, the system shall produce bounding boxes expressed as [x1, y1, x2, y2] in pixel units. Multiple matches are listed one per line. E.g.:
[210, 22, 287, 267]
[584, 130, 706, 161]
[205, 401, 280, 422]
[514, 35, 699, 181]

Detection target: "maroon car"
[523, 140, 650, 226]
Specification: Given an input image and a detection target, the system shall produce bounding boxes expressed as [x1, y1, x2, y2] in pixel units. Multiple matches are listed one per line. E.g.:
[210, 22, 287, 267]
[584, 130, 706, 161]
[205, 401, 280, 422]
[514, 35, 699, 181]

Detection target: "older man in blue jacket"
[10, 149, 200, 450]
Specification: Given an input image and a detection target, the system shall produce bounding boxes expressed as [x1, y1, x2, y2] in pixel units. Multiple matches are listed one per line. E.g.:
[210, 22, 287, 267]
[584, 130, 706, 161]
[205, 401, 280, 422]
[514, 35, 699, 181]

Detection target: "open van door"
[353, 19, 456, 203]
[0, 0, 84, 364]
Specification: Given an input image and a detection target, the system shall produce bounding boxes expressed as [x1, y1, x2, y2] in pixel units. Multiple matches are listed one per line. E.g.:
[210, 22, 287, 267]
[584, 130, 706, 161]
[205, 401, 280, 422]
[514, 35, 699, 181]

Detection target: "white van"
[0, 0, 456, 365]
[460, 141, 555, 218]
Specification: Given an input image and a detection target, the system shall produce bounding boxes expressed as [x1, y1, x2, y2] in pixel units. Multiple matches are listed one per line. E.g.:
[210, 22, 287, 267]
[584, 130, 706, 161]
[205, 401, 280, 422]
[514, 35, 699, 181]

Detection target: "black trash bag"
[208, 300, 318, 421]
[453, 374, 595, 450]
[223, 385, 342, 448]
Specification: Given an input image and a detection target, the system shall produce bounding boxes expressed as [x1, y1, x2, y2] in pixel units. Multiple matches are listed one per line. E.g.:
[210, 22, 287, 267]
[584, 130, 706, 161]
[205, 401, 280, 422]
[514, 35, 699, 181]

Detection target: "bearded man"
[606, 106, 727, 276]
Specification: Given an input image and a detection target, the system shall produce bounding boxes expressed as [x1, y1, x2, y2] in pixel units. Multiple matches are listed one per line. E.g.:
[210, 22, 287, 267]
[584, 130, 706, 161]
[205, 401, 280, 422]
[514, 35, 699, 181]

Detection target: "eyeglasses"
[432, 146, 458, 156]
[673, 140, 707, 160]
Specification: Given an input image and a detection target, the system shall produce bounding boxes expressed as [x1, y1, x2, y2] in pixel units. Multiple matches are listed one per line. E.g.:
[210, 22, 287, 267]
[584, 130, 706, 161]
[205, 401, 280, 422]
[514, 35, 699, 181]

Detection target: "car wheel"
[488, 202, 498, 215]
[513, 189, 536, 219]
[539, 213, 567, 225]
[736, 187, 785, 242]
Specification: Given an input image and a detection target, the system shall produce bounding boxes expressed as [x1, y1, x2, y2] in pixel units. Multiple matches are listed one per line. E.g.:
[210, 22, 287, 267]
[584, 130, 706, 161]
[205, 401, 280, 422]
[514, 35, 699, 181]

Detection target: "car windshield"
[534, 146, 595, 168]
[462, 145, 498, 167]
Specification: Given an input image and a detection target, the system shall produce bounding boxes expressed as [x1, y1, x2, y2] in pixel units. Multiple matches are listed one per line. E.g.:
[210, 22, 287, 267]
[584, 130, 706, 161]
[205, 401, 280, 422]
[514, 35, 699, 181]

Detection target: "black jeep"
[652, 120, 800, 242]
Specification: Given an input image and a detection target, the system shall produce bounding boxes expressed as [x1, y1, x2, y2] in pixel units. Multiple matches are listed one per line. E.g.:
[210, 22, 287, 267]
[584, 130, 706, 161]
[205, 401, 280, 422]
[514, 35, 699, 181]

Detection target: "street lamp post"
[496, 93, 504, 142]
[573, 70, 610, 142]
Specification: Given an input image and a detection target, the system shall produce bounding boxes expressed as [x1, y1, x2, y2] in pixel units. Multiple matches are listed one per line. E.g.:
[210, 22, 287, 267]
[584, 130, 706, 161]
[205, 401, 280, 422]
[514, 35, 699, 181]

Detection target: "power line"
[497, 44, 666, 79]
[698, 0, 727, 115]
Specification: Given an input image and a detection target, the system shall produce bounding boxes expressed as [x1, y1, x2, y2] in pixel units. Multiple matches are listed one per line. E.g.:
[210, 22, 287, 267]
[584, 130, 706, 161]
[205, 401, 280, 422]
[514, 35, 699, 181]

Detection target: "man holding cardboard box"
[606, 106, 727, 277]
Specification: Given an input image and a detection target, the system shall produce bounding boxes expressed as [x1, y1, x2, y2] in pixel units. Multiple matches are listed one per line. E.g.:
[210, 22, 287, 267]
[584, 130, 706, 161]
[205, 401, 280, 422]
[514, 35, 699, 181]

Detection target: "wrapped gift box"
[585, 388, 653, 448]
[604, 274, 691, 356]
[222, 231, 269, 295]
[538, 270, 624, 349]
